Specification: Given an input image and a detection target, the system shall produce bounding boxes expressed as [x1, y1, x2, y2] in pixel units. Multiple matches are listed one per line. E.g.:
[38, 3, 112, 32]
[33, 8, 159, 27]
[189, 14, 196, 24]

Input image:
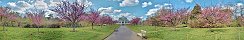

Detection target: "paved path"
[105, 25, 143, 40]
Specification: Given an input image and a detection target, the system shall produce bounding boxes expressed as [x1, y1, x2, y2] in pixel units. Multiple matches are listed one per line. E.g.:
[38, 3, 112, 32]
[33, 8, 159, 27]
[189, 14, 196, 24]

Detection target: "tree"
[52, 1, 86, 31]
[27, 9, 45, 32]
[130, 17, 141, 25]
[6, 12, 18, 27]
[88, 11, 100, 29]
[189, 6, 232, 28]
[190, 4, 202, 20]
[101, 16, 113, 24]
[0, 7, 10, 31]
[158, 8, 188, 28]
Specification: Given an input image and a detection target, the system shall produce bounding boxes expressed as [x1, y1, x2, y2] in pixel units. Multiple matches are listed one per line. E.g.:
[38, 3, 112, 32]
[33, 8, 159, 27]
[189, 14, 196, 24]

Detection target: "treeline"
[0, 1, 117, 31]
[142, 4, 244, 28]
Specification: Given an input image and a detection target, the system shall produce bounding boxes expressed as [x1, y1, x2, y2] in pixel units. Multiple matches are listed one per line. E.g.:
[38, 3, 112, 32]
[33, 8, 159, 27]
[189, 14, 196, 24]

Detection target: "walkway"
[105, 25, 143, 40]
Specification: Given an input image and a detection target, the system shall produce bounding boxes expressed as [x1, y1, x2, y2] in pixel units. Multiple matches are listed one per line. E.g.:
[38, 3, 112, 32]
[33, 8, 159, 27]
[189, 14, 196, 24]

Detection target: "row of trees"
[144, 4, 244, 28]
[0, 7, 18, 31]
[0, 1, 116, 32]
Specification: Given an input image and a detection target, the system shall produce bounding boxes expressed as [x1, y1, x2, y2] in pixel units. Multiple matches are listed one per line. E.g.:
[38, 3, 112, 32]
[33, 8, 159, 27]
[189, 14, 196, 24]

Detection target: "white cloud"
[73, 0, 93, 7]
[128, 15, 136, 20]
[146, 4, 172, 16]
[142, 2, 152, 8]
[237, 3, 243, 7]
[110, 15, 119, 20]
[114, 10, 122, 13]
[119, 12, 131, 17]
[154, 3, 173, 9]
[83, 0, 93, 7]
[11, 0, 58, 17]
[139, 16, 143, 19]
[154, 4, 163, 8]
[34, 0, 48, 9]
[17, 1, 32, 9]
[48, 0, 61, 8]
[163, 3, 172, 6]
[146, 8, 159, 16]
[14, 1, 32, 14]
[98, 7, 113, 14]
[45, 10, 57, 17]
[185, 0, 193, 3]
[118, 12, 137, 20]
[7, 1, 33, 17]
[119, 0, 139, 7]
[7, 2, 16, 7]
[98, 7, 122, 15]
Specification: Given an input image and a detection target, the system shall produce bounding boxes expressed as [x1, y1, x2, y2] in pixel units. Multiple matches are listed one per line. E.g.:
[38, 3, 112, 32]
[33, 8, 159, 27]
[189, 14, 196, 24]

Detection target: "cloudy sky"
[0, 0, 243, 20]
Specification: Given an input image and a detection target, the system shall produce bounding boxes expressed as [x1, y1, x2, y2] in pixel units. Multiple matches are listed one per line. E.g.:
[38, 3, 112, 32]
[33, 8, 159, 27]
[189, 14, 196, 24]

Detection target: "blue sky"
[0, 0, 243, 20]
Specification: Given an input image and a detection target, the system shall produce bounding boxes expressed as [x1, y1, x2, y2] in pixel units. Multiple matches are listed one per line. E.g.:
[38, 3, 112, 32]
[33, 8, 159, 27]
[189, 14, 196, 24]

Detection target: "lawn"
[128, 25, 244, 40]
[0, 25, 119, 40]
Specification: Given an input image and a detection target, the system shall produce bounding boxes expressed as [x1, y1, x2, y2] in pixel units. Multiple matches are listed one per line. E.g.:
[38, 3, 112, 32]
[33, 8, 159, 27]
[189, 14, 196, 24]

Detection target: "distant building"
[117, 16, 130, 25]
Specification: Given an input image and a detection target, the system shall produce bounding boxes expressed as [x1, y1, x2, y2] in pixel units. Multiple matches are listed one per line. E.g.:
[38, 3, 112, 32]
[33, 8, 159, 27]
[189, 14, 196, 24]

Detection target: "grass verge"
[128, 25, 244, 40]
[0, 25, 119, 40]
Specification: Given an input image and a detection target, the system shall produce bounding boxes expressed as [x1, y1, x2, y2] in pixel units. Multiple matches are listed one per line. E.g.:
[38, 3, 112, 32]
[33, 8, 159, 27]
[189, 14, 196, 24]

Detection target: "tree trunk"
[37, 26, 40, 32]
[91, 23, 94, 29]
[3, 23, 5, 31]
[11, 21, 14, 27]
[101, 24, 103, 28]
[2, 21, 6, 31]
[72, 23, 76, 32]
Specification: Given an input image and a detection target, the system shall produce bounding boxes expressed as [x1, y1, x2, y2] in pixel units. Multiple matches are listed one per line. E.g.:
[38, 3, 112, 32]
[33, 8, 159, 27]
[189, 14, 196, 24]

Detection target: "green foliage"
[188, 4, 202, 28]
[230, 20, 240, 27]
[191, 4, 202, 14]
[190, 4, 202, 20]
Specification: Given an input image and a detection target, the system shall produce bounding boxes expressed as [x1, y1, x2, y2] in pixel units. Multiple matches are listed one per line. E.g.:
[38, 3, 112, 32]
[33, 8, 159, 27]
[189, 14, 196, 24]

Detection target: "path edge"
[126, 25, 147, 40]
[102, 26, 119, 40]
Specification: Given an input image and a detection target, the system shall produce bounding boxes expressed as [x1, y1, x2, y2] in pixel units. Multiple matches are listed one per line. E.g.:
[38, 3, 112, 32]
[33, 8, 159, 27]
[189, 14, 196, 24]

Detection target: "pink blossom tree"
[94, 15, 114, 26]
[188, 6, 232, 28]
[88, 11, 100, 29]
[27, 9, 45, 32]
[196, 7, 232, 28]
[52, 1, 86, 31]
[0, 7, 11, 31]
[6, 12, 18, 27]
[158, 8, 188, 27]
[130, 17, 141, 25]
[101, 16, 113, 24]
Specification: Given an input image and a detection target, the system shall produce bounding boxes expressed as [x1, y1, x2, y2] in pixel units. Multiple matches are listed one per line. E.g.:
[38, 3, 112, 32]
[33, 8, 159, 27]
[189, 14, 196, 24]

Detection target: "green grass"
[0, 25, 119, 40]
[128, 25, 244, 40]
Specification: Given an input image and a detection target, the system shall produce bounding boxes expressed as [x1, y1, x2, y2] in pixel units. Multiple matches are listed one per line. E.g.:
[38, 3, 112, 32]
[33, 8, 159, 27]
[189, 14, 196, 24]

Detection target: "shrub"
[24, 24, 31, 28]
[24, 24, 44, 28]
[237, 16, 244, 27]
[46, 24, 61, 28]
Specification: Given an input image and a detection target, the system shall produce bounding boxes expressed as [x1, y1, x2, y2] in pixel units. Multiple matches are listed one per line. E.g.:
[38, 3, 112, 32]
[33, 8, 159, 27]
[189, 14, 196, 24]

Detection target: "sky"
[0, 0, 243, 20]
